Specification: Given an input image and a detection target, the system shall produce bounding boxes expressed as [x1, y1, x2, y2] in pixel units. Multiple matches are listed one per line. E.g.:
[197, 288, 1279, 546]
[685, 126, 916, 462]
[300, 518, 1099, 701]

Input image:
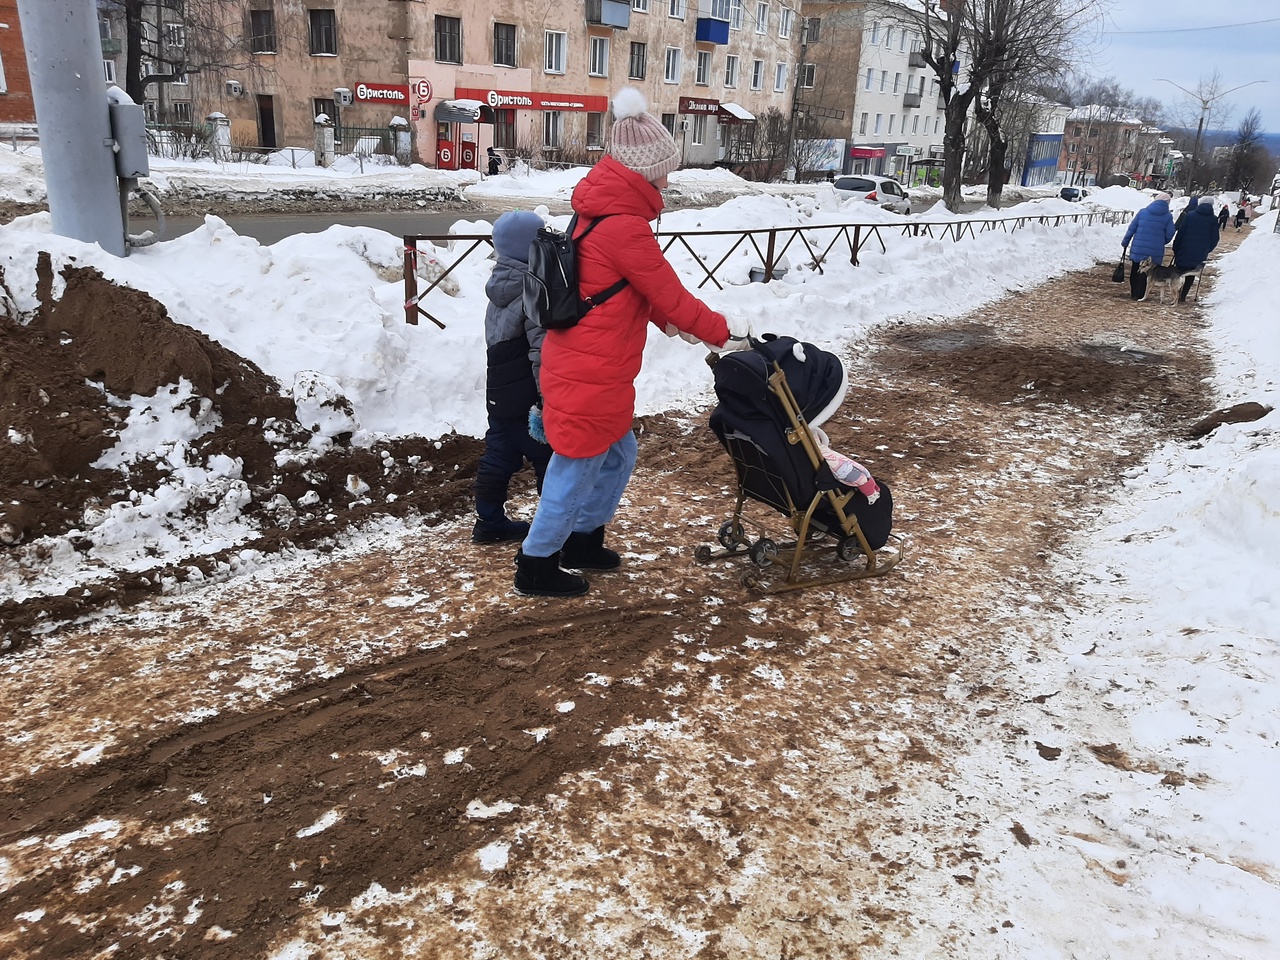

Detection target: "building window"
[103, 59, 117, 84]
[755, 1, 768, 34]
[314, 97, 337, 122]
[494, 109, 516, 149]
[888, 115, 895, 135]
[880, 70, 887, 92]
[164, 23, 185, 47]
[545, 31, 566, 73]
[143, 100, 157, 122]
[590, 36, 609, 77]
[629, 42, 647, 79]
[874, 113, 882, 134]
[308, 9, 337, 56]
[173, 69, 188, 85]
[731, 0, 743, 29]
[751, 59, 764, 89]
[668, 0, 686, 19]
[172, 101, 192, 123]
[586, 111, 606, 147]
[709, 0, 731, 18]
[912, 114, 919, 133]
[778, 7, 793, 39]
[804, 16, 821, 41]
[100, 17, 112, 40]
[1086, 144, 1094, 155]
[494, 23, 516, 67]
[1069, 143, 1077, 154]
[544, 112, 563, 148]
[250, 10, 277, 53]
[692, 113, 707, 145]
[695, 50, 711, 85]
[661, 113, 676, 135]
[435, 16, 462, 64]
[724, 54, 739, 87]
[869, 21, 879, 45]
[900, 29, 907, 51]
[859, 113, 867, 134]
[633, 0, 649, 10]
[799, 63, 814, 88]
[885, 26, 893, 48]
[774, 62, 787, 92]
[865, 68, 873, 91]
[664, 47, 681, 83]
[893, 72, 901, 93]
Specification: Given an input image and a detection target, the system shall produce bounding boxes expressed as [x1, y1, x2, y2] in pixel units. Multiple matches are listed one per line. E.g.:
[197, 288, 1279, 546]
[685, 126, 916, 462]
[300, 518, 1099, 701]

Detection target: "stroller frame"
[696, 359, 903, 593]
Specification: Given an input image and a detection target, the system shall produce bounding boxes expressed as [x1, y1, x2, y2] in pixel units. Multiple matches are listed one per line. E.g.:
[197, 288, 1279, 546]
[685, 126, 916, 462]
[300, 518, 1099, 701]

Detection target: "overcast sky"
[1089, 2, 1279, 133]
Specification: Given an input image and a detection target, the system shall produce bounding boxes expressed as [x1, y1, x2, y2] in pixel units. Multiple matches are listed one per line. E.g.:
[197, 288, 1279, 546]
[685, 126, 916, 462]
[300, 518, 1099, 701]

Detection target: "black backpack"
[523, 214, 628, 330]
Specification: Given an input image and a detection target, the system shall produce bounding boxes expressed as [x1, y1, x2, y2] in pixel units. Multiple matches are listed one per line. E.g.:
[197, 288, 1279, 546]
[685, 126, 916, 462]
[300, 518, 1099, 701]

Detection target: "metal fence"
[402, 208, 1131, 328]
[334, 126, 393, 158]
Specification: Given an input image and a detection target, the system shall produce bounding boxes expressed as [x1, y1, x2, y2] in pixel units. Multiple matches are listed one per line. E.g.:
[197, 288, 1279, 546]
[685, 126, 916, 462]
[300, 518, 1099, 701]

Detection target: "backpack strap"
[574, 214, 629, 309]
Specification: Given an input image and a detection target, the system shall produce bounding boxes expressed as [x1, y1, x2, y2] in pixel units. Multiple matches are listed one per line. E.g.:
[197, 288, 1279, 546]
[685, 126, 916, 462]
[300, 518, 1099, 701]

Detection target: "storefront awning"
[717, 102, 755, 123]
[434, 99, 490, 123]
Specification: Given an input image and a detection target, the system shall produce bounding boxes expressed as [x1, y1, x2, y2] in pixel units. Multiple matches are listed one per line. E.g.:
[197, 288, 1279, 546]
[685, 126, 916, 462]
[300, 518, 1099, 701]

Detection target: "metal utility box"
[108, 102, 150, 179]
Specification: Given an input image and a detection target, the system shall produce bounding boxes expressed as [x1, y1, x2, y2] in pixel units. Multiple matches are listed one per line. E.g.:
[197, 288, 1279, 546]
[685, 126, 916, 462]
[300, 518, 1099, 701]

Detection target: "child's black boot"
[514, 550, 589, 597]
[560, 526, 621, 570]
[472, 500, 530, 544]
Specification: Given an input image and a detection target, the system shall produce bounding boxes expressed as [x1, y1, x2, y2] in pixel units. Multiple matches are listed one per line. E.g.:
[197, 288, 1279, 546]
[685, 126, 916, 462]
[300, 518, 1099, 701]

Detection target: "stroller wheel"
[718, 519, 748, 550]
[749, 538, 778, 568]
[837, 536, 866, 562]
[694, 544, 713, 564]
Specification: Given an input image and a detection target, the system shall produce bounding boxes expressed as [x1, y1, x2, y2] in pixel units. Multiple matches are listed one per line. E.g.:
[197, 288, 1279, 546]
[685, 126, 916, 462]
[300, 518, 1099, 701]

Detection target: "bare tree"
[1226, 107, 1268, 193]
[892, 0, 1105, 210]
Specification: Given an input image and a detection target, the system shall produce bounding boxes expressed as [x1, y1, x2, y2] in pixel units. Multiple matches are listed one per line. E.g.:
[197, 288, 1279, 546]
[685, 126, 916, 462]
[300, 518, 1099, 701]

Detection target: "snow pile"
[970, 211, 1280, 957]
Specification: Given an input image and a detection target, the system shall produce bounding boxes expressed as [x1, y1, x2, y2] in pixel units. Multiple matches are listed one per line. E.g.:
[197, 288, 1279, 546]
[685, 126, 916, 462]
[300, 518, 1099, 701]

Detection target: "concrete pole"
[17, 0, 125, 256]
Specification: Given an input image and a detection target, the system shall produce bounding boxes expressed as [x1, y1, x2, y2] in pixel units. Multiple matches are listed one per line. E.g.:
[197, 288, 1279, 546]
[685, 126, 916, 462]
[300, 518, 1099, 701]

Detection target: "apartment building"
[0, 0, 35, 128]
[100, 1, 803, 170]
[1059, 105, 1144, 186]
[798, 0, 948, 180]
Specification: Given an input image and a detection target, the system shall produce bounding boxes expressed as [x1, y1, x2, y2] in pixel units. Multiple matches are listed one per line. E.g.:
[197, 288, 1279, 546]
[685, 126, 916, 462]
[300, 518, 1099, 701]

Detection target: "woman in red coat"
[515, 87, 745, 597]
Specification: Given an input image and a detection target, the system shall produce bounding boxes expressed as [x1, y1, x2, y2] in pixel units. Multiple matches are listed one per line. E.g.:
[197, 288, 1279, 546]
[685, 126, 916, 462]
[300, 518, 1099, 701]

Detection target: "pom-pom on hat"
[607, 86, 681, 183]
[491, 210, 544, 263]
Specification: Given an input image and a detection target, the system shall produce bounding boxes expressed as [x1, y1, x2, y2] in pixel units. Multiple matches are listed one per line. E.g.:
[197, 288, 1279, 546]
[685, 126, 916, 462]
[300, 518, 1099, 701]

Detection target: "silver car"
[832, 174, 912, 214]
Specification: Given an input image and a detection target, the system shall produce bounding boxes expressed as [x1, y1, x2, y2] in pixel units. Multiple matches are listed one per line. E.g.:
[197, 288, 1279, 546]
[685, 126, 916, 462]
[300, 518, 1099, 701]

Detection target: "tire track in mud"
[0, 249, 1230, 959]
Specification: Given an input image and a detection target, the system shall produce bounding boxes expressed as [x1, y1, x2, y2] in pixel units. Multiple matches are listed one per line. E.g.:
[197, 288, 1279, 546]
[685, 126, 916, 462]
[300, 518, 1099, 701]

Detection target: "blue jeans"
[521, 432, 638, 558]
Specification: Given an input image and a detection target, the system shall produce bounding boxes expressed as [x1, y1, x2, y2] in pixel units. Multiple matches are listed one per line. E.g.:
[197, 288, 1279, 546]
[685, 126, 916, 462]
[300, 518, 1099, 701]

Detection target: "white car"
[832, 174, 912, 214]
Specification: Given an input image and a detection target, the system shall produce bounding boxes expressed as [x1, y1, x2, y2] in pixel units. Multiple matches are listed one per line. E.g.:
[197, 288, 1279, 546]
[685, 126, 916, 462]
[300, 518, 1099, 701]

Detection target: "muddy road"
[0, 235, 1239, 958]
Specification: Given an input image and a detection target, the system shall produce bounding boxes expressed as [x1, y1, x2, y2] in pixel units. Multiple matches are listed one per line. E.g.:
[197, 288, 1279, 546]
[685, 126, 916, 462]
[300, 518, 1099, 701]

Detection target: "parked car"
[832, 175, 912, 214]
[1059, 186, 1091, 202]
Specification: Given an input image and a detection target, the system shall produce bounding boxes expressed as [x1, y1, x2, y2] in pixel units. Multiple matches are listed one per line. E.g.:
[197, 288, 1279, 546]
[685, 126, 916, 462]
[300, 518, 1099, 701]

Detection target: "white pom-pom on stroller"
[695, 334, 903, 592]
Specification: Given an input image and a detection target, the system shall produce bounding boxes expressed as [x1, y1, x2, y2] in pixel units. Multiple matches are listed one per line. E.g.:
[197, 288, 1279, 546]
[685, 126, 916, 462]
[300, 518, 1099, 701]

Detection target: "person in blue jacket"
[1171, 197, 1220, 303]
[1121, 192, 1176, 301]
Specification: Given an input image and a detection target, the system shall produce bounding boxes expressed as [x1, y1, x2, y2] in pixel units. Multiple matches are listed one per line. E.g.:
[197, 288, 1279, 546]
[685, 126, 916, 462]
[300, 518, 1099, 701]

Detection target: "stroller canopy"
[712, 334, 848, 428]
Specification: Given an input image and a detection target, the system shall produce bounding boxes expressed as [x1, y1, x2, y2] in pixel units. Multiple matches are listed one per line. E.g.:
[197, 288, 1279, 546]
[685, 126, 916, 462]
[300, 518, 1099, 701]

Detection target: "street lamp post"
[1155, 78, 1266, 193]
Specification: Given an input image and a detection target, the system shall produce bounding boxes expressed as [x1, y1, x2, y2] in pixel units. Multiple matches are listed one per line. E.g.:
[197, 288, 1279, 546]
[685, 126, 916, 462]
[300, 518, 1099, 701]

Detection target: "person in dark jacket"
[486, 146, 502, 176]
[1175, 196, 1199, 229]
[1171, 199, 1220, 302]
[1234, 201, 1250, 230]
[513, 87, 745, 598]
[1217, 202, 1231, 230]
[1122, 193, 1176, 301]
[472, 211, 552, 543]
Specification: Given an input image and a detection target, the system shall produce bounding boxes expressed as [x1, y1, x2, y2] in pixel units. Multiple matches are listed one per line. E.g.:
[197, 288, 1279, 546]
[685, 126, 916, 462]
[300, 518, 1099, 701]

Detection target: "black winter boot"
[472, 500, 530, 543]
[514, 550, 590, 597]
[560, 526, 621, 570]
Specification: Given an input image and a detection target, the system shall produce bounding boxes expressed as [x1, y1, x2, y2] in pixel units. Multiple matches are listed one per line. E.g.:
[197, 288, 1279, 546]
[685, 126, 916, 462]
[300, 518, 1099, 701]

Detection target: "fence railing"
[334, 126, 393, 157]
[402, 208, 1130, 328]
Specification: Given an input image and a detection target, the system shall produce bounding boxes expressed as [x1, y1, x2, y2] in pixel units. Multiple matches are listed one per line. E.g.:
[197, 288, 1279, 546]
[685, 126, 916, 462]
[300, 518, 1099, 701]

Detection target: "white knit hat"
[607, 87, 681, 183]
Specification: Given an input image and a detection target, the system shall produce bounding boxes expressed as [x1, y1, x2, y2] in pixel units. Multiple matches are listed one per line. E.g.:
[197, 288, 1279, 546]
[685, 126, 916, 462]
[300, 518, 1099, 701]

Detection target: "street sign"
[415, 79, 432, 103]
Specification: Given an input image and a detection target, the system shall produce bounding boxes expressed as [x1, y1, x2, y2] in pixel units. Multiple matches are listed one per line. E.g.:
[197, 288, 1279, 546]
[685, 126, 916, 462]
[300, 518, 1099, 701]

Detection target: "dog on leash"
[1136, 258, 1201, 304]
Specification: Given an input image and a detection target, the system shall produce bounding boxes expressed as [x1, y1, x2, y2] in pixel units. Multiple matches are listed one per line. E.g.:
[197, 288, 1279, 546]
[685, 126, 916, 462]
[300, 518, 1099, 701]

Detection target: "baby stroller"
[695, 334, 902, 592]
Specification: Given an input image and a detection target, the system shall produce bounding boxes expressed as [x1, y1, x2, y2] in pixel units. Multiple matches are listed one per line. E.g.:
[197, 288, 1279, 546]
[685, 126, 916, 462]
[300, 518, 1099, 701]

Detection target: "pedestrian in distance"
[1121, 192, 1176, 302]
[1217, 202, 1231, 230]
[513, 86, 750, 598]
[1171, 196, 1219, 303]
[1235, 201, 1249, 230]
[486, 146, 501, 176]
[472, 211, 553, 544]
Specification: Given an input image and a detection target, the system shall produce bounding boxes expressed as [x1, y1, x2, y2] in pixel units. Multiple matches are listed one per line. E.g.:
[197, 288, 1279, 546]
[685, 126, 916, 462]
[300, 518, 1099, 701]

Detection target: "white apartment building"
[846, 8, 947, 181]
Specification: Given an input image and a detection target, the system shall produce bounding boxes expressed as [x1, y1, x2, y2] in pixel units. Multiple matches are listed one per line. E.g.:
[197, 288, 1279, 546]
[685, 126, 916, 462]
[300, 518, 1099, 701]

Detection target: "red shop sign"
[849, 146, 887, 158]
[454, 87, 609, 113]
[678, 96, 720, 114]
[355, 82, 411, 104]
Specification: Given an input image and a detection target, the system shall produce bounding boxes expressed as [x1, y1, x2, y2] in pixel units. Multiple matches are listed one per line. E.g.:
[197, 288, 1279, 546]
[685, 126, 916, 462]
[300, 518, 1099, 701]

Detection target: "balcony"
[587, 0, 631, 28]
[908, 50, 926, 68]
[100, 37, 122, 57]
[902, 91, 921, 108]
[695, 18, 730, 44]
